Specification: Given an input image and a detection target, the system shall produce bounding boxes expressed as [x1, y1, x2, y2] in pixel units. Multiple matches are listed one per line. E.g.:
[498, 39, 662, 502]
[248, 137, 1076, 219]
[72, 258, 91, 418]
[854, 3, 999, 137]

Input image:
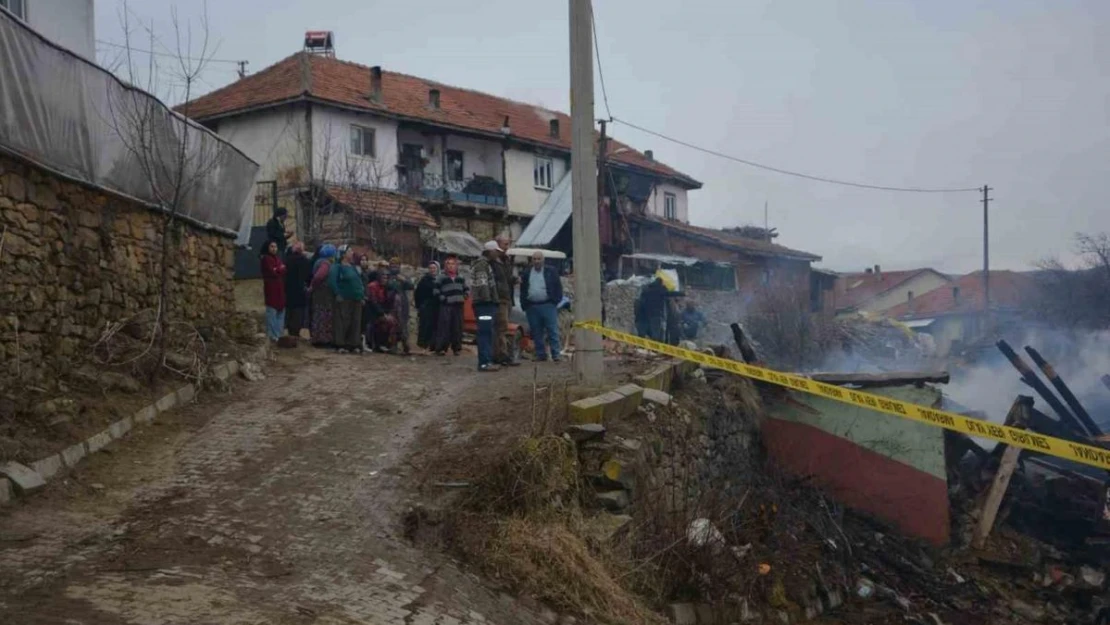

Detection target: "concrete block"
[86, 429, 113, 453]
[133, 404, 157, 425]
[570, 396, 608, 424]
[566, 423, 606, 443]
[0, 462, 46, 493]
[155, 391, 178, 413]
[108, 416, 133, 440]
[211, 363, 230, 381]
[611, 384, 644, 415]
[633, 364, 673, 392]
[30, 454, 63, 480]
[667, 603, 697, 625]
[60, 442, 87, 469]
[642, 388, 672, 406]
[176, 383, 196, 404]
[0, 478, 11, 505]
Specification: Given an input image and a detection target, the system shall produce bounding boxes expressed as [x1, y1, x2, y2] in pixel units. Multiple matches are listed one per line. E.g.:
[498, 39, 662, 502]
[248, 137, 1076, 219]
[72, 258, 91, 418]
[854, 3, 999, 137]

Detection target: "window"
[349, 125, 375, 158]
[664, 192, 677, 220]
[534, 156, 554, 190]
[0, 0, 26, 19]
[446, 150, 464, 182]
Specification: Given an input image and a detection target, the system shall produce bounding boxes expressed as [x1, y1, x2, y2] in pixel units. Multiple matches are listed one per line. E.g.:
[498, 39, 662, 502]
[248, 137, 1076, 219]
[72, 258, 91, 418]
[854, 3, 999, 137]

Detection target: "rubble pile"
[826, 314, 935, 371]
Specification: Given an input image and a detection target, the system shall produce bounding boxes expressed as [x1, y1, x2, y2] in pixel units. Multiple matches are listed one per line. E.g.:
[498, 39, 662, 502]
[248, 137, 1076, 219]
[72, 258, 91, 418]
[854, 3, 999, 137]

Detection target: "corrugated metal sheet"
[425, 229, 484, 258]
[516, 172, 572, 247]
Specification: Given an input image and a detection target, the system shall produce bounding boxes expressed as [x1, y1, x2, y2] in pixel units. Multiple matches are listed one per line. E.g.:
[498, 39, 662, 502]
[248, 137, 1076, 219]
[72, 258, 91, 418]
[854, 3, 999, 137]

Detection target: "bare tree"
[103, 1, 224, 372]
[1031, 232, 1110, 330]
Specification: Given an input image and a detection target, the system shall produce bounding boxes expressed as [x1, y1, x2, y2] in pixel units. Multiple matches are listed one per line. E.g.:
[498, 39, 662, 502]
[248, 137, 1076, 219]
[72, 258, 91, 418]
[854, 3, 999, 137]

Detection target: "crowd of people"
[259, 209, 565, 372]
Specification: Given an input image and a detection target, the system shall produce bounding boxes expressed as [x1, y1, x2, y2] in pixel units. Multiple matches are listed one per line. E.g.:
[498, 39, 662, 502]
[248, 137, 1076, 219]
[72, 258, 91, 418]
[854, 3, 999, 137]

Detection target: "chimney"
[549, 119, 560, 139]
[864, 267, 873, 274]
[369, 66, 382, 103]
[500, 115, 511, 134]
[644, 150, 654, 161]
[952, 286, 960, 302]
[428, 88, 440, 110]
[874, 264, 881, 279]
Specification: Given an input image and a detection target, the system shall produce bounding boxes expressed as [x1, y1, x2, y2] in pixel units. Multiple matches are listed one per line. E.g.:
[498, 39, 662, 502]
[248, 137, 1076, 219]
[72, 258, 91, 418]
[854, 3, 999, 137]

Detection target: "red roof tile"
[179, 53, 699, 187]
[637, 215, 821, 262]
[887, 270, 1034, 319]
[324, 185, 437, 229]
[835, 269, 949, 311]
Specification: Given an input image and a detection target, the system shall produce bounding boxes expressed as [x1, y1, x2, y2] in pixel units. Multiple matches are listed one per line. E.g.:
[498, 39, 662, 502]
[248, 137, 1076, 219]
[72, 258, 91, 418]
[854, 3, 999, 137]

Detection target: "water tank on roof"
[304, 31, 335, 57]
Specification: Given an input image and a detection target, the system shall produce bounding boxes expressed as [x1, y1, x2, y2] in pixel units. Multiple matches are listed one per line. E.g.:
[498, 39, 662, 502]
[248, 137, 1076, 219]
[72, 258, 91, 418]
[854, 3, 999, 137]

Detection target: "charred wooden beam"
[730, 322, 758, 364]
[973, 395, 1034, 550]
[807, 371, 950, 387]
[996, 340, 1087, 436]
[1024, 346, 1102, 437]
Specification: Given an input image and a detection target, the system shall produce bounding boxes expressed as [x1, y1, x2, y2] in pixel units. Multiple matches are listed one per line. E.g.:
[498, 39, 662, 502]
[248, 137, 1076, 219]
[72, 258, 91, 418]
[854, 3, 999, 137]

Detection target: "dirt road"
[0, 347, 573, 624]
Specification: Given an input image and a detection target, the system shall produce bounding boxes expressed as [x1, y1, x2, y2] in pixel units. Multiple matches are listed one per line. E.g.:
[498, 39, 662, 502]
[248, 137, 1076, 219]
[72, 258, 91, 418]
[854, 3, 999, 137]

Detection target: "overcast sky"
[96, 0, 1110, 273]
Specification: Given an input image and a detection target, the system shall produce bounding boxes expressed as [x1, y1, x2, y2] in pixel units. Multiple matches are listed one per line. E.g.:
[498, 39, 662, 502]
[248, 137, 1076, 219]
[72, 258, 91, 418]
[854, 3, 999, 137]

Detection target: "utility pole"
[764, 200, 768, 239]
[237, 60, 249, 79]
[569, 0, 604, 382]
[597, 119, 609, 242]
[982, 184, 992, 316]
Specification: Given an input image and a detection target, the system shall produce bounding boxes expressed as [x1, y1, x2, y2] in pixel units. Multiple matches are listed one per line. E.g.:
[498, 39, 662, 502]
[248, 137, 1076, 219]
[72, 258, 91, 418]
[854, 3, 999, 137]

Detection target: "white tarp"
[0, 11, 258, 238]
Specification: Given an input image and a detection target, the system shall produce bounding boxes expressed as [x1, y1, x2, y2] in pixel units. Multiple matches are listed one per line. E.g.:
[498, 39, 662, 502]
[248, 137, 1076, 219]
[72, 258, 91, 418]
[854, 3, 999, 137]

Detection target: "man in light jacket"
[520, 251, 564, 362]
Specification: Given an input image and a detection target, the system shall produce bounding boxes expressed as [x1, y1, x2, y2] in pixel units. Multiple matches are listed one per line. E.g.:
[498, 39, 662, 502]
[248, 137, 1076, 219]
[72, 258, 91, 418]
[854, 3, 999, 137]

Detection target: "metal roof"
[515, 172, 572, 247]
[623, 252, 731, 267]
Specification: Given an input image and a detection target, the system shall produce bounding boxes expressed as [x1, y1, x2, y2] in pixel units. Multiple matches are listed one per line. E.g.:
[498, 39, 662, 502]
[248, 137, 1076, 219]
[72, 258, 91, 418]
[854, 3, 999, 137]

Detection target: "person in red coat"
[260, 240, 287, 342]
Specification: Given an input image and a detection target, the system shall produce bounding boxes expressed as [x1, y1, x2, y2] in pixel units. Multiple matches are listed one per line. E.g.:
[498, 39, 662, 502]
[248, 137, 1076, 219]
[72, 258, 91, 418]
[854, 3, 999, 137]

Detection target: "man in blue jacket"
[520, 251, 564, 362]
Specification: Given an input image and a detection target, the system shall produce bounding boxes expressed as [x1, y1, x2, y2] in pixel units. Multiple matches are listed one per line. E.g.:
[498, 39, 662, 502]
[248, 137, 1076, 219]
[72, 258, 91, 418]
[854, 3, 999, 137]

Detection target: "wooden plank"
[972, 397, 1033, 550]
[806, 371, 950, 386]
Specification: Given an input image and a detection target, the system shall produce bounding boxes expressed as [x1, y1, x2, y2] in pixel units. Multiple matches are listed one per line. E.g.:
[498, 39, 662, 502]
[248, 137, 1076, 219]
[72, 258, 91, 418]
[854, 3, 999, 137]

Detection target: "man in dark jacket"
[283, 242, 312, 338]
[470, 242, 501, 371]
[640, 277, 669, 343]
[265, 207, 295, 253]
[414, 261, 440, 350]
[433, 256, 467, 356]
[520, 251, 564, 362]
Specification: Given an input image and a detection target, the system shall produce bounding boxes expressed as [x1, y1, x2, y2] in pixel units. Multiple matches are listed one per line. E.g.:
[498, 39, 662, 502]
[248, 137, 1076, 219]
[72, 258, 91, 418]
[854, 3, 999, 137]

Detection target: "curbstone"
[60, 442, 87, 469]
[634, 364, 673, 392]
[176, 383, 196, 404]
[30, 455, 63, 480]
[87, 429, 113, 454]
[155, 391, 178, 413]
[642, 388, 672, 406]
[108, 416, 133, 440]
[0, 478, 11, 505]
[611, 384, 644, 415]
[134, 404, 157, 425]
[0, 462, 47, 493]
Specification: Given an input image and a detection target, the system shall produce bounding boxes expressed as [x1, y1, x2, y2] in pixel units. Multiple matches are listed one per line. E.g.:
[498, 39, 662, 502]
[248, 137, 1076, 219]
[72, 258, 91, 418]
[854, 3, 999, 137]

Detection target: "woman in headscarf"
[308, 243, 337, 347]
[367, 267, 395, 353]
[327, 245, 366, 353]
[414, 260, 440, 351]
[283, 241, 311, 338]
[385, 257, 414, 355]
[259, 240, 287, 342]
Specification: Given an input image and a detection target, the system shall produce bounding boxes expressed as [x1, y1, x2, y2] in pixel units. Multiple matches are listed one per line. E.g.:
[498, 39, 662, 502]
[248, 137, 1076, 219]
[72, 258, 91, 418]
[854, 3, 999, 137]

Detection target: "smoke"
[944, 327, 1110, 433]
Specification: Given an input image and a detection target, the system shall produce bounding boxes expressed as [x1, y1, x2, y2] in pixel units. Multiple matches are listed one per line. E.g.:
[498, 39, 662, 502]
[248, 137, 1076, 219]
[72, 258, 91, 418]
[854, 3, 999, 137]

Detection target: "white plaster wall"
[504, 148, 569, 217]
[212, 106, 307, 182]
[444, 134, 503, 181]
[647, 182, 689, 222]
[26, 0, 95, 61]
[312, 107, 399, 189]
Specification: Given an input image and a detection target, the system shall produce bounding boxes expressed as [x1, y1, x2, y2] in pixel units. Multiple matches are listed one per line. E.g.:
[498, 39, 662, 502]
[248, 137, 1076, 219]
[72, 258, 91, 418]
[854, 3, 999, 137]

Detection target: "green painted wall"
[769, 385, 947, 480]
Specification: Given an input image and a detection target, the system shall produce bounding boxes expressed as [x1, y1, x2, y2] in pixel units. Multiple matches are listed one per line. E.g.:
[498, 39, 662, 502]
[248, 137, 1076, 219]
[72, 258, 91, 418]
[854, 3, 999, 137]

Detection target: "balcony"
[398, 170, 507, 208]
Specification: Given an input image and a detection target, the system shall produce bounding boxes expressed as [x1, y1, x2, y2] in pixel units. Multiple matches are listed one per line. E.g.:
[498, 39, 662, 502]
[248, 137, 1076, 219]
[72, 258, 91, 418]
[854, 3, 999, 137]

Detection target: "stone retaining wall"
[603, 281, 751, 348]
[0, 154, 236, 384]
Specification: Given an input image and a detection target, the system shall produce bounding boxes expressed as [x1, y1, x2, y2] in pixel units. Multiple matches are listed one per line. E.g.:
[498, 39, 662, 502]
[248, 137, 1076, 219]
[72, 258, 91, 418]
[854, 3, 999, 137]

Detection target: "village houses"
[178, 32, 826, 302]
[831, 266, 951, 316]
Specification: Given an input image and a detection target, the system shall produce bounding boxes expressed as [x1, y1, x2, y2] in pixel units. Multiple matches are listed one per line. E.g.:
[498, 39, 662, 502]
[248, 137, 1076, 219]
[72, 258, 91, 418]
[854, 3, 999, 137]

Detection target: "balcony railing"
[398, 170, 506, 207]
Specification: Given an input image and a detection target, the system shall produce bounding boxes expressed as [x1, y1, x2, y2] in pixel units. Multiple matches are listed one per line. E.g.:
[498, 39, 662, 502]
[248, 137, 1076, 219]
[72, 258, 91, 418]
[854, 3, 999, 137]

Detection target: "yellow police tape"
[574, 320, 1110, 472]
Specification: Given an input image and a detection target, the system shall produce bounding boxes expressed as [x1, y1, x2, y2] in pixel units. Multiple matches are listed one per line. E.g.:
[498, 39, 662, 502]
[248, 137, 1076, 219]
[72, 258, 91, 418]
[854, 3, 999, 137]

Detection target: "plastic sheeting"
[0, 12, 258, 238]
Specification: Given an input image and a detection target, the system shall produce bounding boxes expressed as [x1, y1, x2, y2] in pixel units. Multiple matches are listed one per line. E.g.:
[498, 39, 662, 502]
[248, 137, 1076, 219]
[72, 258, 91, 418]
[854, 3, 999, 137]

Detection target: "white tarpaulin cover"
[0, 11, 259, 239]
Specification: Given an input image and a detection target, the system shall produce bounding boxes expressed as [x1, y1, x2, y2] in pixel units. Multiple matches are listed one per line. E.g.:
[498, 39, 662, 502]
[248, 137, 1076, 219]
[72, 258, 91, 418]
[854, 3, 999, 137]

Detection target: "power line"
[610, 116, 980, 193]
[589, 4, 612, 122]
[96, 39, 243, 64]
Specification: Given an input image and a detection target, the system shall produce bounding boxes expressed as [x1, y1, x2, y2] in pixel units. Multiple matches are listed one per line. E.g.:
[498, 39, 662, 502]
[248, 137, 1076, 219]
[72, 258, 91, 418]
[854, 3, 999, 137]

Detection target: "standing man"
[283, 242, 311, 339]
[433, 255, 467, 356]
[471, 242, 502, 372]
[520, 251, 564, 362]
[492, 235, 519, 366]
[265, 206, 295, 253]
[640, 277, 669, 343]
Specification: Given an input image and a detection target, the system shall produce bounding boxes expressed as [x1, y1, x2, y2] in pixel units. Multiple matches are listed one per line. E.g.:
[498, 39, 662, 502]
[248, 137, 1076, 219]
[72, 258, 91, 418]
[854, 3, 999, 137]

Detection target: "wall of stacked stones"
[603, 281, 751, 347]
[0, 154, 236, 384]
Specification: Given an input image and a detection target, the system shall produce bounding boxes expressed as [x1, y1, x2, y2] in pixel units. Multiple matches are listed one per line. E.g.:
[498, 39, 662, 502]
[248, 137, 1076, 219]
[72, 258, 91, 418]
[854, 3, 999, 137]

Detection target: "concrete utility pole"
[982, 184, 992, 316]
[569, 0, 604, 382]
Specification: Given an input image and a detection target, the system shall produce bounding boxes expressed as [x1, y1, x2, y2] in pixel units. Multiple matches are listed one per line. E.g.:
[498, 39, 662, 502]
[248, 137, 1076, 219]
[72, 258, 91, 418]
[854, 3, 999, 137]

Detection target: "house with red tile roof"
[832, 266, 951, 316]
[886, 270, 1036, 356]
[175, 36, 701, 265]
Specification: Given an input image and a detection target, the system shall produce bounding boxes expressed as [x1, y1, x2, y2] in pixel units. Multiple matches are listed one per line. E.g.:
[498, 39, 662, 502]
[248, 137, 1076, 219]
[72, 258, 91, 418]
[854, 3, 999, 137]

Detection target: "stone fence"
[603, 281, 754, 347]
[0, 154, 236, 384]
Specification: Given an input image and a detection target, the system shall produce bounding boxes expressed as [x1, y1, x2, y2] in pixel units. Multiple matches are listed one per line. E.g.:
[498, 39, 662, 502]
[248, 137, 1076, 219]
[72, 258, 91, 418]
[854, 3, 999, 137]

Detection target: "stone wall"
[602, 281, 753, 348]
[0, 154, 236, 384]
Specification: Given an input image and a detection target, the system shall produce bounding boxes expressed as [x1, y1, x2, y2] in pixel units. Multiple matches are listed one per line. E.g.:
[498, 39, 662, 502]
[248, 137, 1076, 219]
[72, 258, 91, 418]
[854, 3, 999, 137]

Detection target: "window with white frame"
[0, 0, 26, 20]
[349, 125, 376, 158]
[664, 192, 677, 220]
[534, 156, 554, 190]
